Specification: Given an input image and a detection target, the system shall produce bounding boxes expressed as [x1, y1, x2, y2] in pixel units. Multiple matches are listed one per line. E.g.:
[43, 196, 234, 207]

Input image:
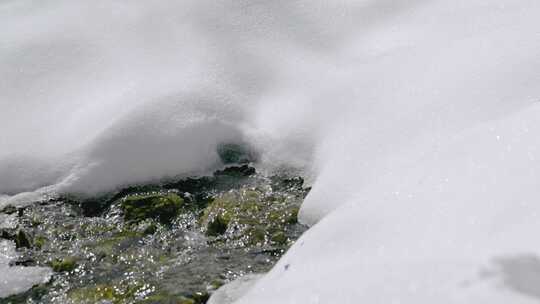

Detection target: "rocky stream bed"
[0, 147, 309, 304]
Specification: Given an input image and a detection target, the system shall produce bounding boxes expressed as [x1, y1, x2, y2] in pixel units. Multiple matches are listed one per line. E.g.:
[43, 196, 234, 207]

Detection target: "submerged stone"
[67, 283, 147, 304]
[121, 192, 184, 224]
[200, 188, 302, 247]
[4, 172, 307, 303]
[51, 257, 78, 272]
[91, 229, 143, 257]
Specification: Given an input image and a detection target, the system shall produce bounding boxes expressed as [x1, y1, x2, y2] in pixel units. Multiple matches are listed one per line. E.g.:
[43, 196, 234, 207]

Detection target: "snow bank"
[0, 0, 326, 196]
[2, 0, 540, 302]
[238, 103, 540, 303]
[234, 1, 540, 302]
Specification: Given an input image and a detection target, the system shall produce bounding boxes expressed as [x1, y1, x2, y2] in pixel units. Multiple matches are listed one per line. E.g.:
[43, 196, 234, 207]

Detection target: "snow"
[207, 274, 263, 304]
[2, 0, 540, 302]
[237, 103, 540, 303]
[0, 240, 52, 298]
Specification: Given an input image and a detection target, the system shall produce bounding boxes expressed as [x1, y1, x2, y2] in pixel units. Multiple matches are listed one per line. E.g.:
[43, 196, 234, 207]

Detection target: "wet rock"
[217, 143, 254, 164]
[0, 228, 16, 240]
[1, 204, 17, 215]
[51, 257, 78, 272]
[206, 214, 229, 237]
[121, 192, 184, 224]
[200, 188, 302, 247]
[190, 291, 210, 303]
[213, 165, 256, 178]
[68, 283, 146, 303]
[3, 171, 307, 303]
[271, 176, 305, 191]
[15, 229, 33, 248]
[142, 222, 158, 235]
[91, 229, 143, 257]
[139, 291, 207, 304]
[10, 256, 37, 267]
[270, 231, 288, 245]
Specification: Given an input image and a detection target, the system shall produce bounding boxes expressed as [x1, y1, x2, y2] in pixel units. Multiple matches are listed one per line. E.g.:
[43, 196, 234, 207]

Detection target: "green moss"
[199, 188, 301, 247]
[69, 285, 115, 303]
[69, 285, 127, 304]
[34, 236, 47, 249]
[92, 230, 143, 256]
[271, 231, 288, 245]
[51, 257, 78, 272]
[286, 207, 299, 224]
[121, 193, 184, 224]
[68, 282, 151, 304]
[206, 215, 229, 236]
[80, 222, 115, 237]
[247, 228, 266, 245]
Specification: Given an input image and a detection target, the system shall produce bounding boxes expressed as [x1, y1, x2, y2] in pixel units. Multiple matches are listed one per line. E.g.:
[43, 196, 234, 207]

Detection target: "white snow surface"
[207, 274, 263, 304]
[0, 240, 52, 298]
[2, 0, 540, 302]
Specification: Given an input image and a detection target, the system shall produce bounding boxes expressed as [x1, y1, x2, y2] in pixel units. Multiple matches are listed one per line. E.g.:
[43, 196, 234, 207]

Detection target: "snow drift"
[2, 0, 540, 302]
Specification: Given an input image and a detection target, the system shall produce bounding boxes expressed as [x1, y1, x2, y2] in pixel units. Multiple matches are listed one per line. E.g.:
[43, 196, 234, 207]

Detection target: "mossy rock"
[206, 214, 229, 237]
[34, 235, 47, 249]
[213, 165, 256, 178]
[199, 189, 300, 247]
[91, 230, 143, 256]
[199, 190, 262, 236]
[270, 231, 288, 245]
[217, 143, 253, 164]
[121, 193, 184, 224]
[68, 283, 144, 304]
[69, 285, 116, 303]
[51, 256, 78, 272]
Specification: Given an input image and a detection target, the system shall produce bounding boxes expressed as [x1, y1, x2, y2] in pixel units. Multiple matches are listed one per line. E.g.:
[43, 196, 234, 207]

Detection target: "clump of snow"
[0, 240, 52, 298]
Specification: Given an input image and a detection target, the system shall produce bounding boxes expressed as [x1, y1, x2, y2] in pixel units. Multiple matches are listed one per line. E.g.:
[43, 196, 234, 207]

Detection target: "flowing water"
[1, 162, 308, 303]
